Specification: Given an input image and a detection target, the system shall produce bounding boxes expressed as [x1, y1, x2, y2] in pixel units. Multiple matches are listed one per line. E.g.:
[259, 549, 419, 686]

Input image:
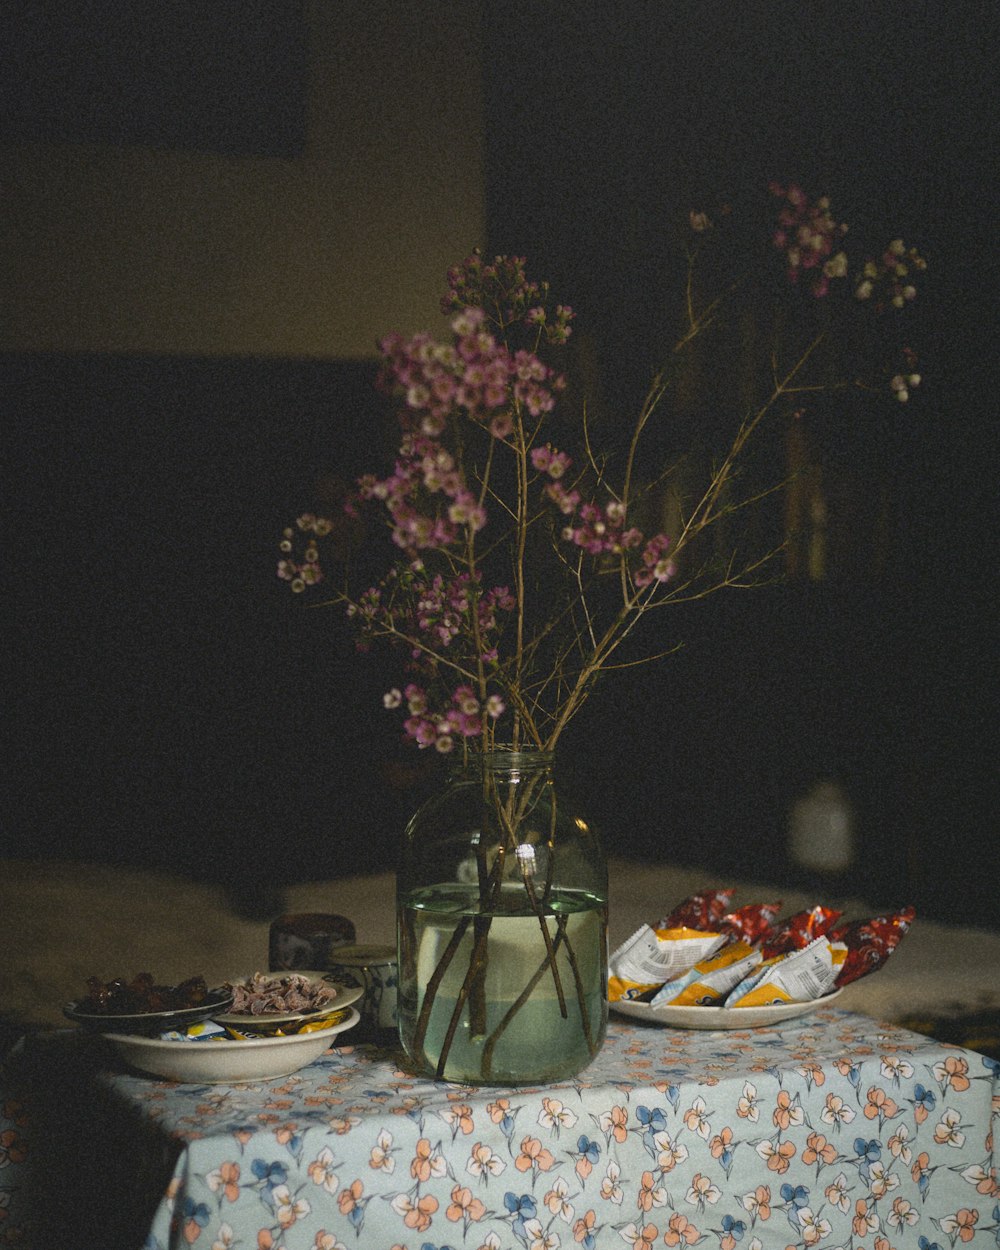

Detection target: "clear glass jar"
[396, 749, 608, 1084]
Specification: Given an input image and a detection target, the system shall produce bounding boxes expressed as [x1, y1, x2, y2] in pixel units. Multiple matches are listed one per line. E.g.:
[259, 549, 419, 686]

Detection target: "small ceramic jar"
[325, 944, 398, 1039]
[268, 913, 357, 972]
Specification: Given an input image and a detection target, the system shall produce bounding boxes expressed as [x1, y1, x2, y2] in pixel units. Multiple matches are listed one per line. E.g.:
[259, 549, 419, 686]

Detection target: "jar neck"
[453, 748, 554, 781]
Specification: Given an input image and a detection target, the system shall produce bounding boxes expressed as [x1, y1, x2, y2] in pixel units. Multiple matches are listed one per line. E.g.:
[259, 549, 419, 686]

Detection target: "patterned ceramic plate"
[610, 988, 842, 1029]
[64, 989, 235, 1035]
[212, 973, 363, 1030]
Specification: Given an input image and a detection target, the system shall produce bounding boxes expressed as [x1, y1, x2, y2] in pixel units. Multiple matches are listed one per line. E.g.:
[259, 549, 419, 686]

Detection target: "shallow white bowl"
[105, 1006, 360, 1082]
[610, 988, 842, 1029]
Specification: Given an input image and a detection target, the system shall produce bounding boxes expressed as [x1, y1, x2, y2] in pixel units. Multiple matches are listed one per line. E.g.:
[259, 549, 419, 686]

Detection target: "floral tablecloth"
[2, 1009, 998, 1248]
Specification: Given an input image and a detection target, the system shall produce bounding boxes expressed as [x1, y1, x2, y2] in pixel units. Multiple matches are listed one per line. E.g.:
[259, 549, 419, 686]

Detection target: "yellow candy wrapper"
[223, 1008, 351, 1040]
[651, 941, 761, 1007]
[159, 1020, 228, 1042]
[726, 937, 845, 1008]
[608, 925, 726, 1003]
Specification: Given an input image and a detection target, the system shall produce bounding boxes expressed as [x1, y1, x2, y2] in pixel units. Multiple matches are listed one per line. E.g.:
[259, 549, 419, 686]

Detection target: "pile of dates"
[79, 972, 211, 1014]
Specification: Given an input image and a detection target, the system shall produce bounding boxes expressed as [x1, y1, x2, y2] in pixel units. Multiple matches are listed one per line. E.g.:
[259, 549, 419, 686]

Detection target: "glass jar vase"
[396, 749, 608, 1085]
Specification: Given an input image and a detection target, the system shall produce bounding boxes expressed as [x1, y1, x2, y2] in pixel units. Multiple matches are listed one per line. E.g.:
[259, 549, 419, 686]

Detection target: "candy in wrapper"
[830, 906, 915, 986]
[726, 936, 845, 1008]
[608, 925, 726, 1003]
[295, 1009, 352, 1033]
[651, 941, 761, 1008]
[718, 901, 783, 945]
[223, 1008, 351, 1040]
[159, 1020, 228, 1042]
[657, 889, 736, 931]
[760, 905, 842, 959]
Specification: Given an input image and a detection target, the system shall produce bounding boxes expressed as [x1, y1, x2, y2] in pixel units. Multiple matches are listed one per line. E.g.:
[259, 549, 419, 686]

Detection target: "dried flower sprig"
[279, 186, 926, 755]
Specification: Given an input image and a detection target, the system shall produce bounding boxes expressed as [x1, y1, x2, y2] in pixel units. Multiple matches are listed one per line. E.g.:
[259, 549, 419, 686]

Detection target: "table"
[2, 1008, 998, 1248]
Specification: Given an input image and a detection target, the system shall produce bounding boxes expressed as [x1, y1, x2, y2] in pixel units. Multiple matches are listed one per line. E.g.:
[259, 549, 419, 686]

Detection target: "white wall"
[0, 3, 484, 358]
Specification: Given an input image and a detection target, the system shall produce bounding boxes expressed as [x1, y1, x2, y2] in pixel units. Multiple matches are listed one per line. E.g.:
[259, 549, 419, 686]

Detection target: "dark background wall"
[480, 3, 996, 926]
[4, 4, 996, 927]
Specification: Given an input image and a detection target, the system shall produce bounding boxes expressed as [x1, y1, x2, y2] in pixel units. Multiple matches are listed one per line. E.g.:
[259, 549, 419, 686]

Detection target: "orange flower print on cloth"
[336, 1178, 363, 1214]
[446, 1182, 486, 1228]
[653, 1130, 689, 1174]
[879, 1054, 914, 1084]
[852, 1196, 879, 1236]
[736, 1081, 761, 1121]
[863, 1084, 900, 1124]
[802, 1130, 838, 1170]
[796, 1206, 832, 1245]
[410, 1136, 447, 1182]
[273, 1184, 310, 1230]
[939, 1206, 981, 1242]
[573, 1207, 598, 1244]
[663, 1211, 701, 1246]
[537, 1095, 578, 1134]
[886, 1194, 920, 1230]
[820, 1091, 857, 1129]
[368, 1128, 396, 1173]
[314, 1232, 348, 1250]
[467, 1140, 506, 1182]
[684, 1171, 722, 1209]
[682, 1095, 712, 1138]
[2, 1010, 996, 1249]
[599, 1104, 629, 1143]
[740, 1183, 772, 1224]
[960, 1161, 999, 1197]
[600, 1159, 625, 1205]
[391, 1190, 438, 1232]
[933, 1053, 972, 1092]
[486, 1097, 512, 1125]
[637, 1169, 668, 1213]
[824, 1170, 852, 1214]
[619, 1220, 659, 1248]
[440, 1102, 475, 1138]
[933, 1107, 968, 1148]
[205, 1160, 241, 1203]
[756, 1139, 796, 1174]
[773, 1089, 805, 1131]
[796, 1060, 826, 1090]
[710, 1126, 735, 1165]
[514, 1135, 556, 1176]
[306, 1146, 339, 1193]
[541, 1175, 574, 1221]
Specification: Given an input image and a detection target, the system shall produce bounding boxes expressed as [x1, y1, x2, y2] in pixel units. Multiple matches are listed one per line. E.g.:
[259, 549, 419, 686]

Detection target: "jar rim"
[454, 747, 554, 773]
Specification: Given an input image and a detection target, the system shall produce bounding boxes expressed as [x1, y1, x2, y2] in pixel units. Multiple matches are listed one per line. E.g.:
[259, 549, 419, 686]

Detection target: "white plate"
[610, 988, 842, 1029]
[213, 973, 364, 1030]
[64, 988, 235, 1035]
[105, 1007, 361, 1082]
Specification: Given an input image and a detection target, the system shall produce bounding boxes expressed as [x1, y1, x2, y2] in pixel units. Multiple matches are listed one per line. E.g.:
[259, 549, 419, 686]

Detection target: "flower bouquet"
[279, 185, 925, 1082]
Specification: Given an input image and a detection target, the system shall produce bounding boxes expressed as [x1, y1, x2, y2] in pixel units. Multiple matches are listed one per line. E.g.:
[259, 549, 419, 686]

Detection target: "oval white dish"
[610, 988, 842, 1029]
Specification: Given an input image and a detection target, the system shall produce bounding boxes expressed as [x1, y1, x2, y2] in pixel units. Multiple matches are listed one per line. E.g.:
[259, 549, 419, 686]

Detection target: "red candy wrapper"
[760, 905, 842, 959]
[658, 889, 736, 931]
[719, 901, 784, 945]
[831, 906, 916, 986]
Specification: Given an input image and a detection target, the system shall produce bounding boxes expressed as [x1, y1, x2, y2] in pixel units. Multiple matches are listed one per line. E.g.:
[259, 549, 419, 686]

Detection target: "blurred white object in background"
[788, 780, 855, 874]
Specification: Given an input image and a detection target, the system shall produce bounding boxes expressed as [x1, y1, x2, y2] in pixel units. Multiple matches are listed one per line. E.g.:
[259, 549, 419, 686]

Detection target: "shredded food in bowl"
[222, 972, 338, 1015]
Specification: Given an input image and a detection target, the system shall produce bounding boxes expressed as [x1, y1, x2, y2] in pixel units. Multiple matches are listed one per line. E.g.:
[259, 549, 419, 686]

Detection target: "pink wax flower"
[280, 195, 927, 756]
